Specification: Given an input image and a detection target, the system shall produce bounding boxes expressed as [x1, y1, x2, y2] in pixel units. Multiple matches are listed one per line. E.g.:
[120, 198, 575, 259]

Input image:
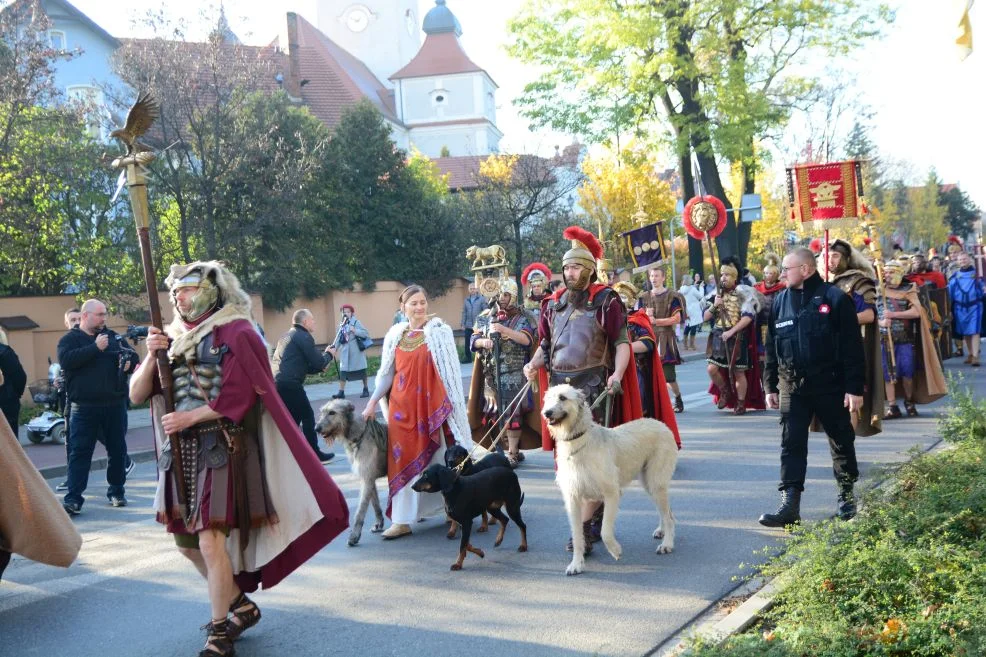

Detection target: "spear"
[111, 93, 188, 518]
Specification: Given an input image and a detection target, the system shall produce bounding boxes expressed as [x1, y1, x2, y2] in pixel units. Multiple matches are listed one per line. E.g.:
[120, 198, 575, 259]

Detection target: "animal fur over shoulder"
[378, 318, 473, 448]
[734, 284, 765, 318]
[164, 261, 255, 361]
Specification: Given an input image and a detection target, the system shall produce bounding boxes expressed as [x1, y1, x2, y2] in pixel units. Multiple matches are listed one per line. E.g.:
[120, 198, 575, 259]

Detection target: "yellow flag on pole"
[957, 0, 974, 60]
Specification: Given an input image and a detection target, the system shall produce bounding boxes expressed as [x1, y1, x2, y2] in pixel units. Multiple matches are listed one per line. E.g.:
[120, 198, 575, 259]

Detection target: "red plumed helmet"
[948, 234, 964, 246]
[809, 237, 823, 254]
[522, 262, 552, 283]
[563, 225, 604, 260]
[863, 236, 872, 246]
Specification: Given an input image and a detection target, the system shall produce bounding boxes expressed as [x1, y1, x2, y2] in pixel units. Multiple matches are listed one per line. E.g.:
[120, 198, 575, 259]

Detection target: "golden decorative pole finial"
[110, 92, 189, 519]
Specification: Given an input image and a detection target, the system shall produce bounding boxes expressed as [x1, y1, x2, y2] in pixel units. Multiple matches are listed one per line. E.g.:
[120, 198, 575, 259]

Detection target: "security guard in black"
[761, 249, 864, 526]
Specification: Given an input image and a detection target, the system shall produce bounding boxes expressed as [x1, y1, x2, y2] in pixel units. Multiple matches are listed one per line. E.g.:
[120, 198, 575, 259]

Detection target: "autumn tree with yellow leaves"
[578, 148, 678, 273]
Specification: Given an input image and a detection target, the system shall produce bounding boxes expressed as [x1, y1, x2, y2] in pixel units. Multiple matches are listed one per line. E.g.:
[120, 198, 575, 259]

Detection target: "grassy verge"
[687, 378, 986, 657]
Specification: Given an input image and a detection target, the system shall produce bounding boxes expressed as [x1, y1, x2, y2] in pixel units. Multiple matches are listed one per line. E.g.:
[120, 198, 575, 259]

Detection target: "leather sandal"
[733, 400, 747, 416]
[904, 401, 919, 417]
[227, 593, 261, 640]
[199, 618, 235, 657]
[673, 396, 684, 413]
[884, 404, 902, 419]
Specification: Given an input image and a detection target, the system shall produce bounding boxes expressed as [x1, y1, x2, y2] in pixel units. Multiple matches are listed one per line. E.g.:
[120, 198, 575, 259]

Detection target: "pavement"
[2, 338, 981, 657]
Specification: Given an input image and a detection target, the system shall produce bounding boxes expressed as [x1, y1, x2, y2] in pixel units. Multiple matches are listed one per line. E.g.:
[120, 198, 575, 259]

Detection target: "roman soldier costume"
[533, 226, 644, 554]
[637, 268, 686, 413]
[755, 253, 785, 389]
[823, 239, 883, 437]
[613, 282, 680, 447]
[147, 262, 348, 611]
[467, 277, 541, 466]
[705, 256, 766, 415]
[522, 262, 552, 320]
[880, 260, 947, 417]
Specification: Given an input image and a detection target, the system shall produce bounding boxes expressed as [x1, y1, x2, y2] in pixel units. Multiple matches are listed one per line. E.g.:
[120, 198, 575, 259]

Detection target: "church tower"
[316, 0, 421, 85]
[390, 0, 502, 157]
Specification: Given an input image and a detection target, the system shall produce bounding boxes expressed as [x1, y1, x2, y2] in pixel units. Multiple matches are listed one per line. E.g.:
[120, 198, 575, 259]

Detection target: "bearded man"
[523, 226, 643, 554]
[522, 262, 553, 321]
[468, 278, 541, 466]
[129, 261, 348, 657]
[823, 239, 883, 437]
[879, 260, 947, 418]
[703, 256, 766, 415]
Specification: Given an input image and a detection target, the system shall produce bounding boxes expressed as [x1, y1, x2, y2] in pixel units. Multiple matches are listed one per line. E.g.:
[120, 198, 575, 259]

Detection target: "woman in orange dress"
[362, 285, 473, 539]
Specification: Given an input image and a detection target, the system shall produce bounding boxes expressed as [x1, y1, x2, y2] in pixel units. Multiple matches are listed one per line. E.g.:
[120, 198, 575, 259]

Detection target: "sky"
[67, 0, 985, 208]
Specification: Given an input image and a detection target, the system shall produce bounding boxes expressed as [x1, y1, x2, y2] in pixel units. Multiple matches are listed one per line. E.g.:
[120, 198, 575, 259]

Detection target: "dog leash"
[453, 381, 532, 474]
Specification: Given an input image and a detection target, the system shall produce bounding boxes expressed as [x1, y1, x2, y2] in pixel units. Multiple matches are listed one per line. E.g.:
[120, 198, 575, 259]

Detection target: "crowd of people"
[1, 224, 982, 657]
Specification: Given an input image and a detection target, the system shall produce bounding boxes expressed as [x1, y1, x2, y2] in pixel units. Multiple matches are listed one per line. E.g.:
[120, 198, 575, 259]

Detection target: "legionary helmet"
[882, 259, 906, 287]
[167, 265, 220, 322]
[562, 225, 603, 291]
[762, 253, 781, 283]
[612, 281, 640, 308]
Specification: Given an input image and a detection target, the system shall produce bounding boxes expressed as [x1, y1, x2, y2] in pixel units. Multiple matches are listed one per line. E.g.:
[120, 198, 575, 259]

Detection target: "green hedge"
[689, 379, 986, 657]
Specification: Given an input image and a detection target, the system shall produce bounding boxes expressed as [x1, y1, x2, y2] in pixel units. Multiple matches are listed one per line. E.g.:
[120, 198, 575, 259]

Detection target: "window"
[48, 30, 66, 51]
[430, 88, 449, 107]
[66, 86, 105, 140]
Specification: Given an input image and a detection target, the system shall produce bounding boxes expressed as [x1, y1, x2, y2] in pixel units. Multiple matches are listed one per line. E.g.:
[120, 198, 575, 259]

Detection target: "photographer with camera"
[330, 304, 370, 399]
[56, 299, 139, 515]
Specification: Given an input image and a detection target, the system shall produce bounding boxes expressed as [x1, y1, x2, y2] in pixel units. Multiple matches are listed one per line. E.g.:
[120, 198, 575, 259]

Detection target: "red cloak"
[209, 320, 349, 591]
[627, 310, 681, 448]
[538, 284, 643, 450]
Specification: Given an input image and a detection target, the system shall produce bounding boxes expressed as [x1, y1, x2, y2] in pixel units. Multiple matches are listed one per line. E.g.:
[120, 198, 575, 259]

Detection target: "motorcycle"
[24, 359, 67, 444]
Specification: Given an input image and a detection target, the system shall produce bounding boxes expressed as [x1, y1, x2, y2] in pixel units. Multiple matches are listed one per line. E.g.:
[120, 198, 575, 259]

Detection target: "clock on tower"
[317, 0, 422, 86]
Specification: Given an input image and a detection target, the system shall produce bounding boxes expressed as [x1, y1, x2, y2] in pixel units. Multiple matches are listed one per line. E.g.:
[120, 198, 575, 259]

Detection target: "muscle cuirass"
[834, 270, 877, 305]
[172, 331, 225, 412]
[550, 302, 611, 375]
[716, 290, 743, 329]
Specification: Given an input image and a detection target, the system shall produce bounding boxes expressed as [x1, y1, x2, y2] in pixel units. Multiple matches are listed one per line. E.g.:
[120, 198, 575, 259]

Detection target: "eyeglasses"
[781, 264, 805, 271]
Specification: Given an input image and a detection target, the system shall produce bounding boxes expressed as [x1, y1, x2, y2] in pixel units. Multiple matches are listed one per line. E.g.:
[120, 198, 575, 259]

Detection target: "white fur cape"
[377, 318, 473, 449]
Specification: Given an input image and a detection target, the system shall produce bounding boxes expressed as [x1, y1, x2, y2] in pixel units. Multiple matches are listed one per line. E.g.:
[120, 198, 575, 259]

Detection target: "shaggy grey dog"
[315, 398, 388, 546]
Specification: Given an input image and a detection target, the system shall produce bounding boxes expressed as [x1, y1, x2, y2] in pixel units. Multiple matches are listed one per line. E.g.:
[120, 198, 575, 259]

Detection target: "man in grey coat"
[331, 304, 371, 399]
[272, 309, 335, 463]
[461, 283, 486, 363]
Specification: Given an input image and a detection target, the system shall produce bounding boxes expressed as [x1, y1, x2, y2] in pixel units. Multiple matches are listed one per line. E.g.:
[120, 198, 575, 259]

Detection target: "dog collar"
[559, 429, 586, 442]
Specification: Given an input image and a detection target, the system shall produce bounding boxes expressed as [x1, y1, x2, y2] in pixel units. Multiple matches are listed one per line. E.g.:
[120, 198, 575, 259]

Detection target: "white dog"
[542, 384, 678, 575]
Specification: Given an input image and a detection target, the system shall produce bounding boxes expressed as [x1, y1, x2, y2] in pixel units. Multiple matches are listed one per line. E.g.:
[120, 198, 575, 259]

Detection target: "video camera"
[126, 325, 149, 342]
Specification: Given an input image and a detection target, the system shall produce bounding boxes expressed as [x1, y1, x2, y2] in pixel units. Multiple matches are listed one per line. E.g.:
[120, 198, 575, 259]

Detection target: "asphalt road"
[2, 351, 975, 657]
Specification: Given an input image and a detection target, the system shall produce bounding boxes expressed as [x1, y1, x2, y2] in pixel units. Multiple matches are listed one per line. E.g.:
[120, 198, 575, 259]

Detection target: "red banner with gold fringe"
[787, 160, 863, 230]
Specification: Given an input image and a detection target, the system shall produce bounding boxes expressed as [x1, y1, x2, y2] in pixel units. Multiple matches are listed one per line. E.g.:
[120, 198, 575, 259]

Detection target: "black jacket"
[765, 272, 864, 397]
[272, 324, 332, 388]
[56, 328, 139, 406]
[0, 343, 27, 410]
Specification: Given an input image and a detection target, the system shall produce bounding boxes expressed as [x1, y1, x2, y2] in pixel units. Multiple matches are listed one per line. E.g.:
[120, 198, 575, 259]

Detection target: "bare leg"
[198, 529, 237, 624]
[885, 382, 896, 406]
[668, 381, 681, 398]
[178, 546, 208, 580]
[901, 377, 914, 402]
[735, 374, 747, 403]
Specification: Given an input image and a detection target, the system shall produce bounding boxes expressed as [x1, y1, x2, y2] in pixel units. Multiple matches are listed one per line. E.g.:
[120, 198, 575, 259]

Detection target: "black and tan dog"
[412, 463, 528, 570]
[443, 445, 512, 538]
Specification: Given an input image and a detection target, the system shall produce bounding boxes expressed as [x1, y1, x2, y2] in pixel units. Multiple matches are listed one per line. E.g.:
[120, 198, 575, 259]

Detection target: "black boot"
[837, 478, 857, 521]
[758, 487, 802, 528]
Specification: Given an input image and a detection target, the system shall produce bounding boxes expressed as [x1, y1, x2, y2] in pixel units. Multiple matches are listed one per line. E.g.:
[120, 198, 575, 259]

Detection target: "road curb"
[653, 434, 948, 656]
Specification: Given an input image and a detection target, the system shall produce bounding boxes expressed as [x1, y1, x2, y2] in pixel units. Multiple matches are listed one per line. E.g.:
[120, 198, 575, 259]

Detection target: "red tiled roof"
[274, 13, 400, 127]
[433, 155, 484, 190]
[390, 33, 491, 83]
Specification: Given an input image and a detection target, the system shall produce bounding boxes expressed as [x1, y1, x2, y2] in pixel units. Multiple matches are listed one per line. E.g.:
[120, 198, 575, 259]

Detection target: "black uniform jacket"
[765, 272, 865, 397]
